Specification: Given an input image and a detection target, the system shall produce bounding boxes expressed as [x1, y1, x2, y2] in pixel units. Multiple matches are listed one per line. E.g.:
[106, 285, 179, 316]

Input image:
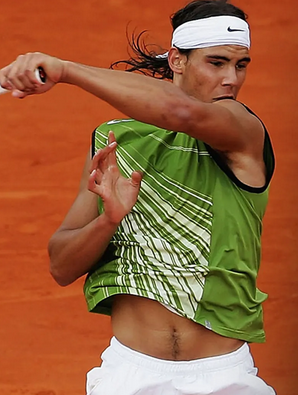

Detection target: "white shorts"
[86, 337, 276, 395]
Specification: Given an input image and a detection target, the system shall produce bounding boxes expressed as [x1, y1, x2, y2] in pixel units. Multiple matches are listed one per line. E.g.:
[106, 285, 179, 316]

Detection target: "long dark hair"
[110, 0, 248, 80]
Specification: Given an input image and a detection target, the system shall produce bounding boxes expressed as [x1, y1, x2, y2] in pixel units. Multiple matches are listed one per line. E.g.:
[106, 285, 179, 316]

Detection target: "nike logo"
[227, 26, 245, 32]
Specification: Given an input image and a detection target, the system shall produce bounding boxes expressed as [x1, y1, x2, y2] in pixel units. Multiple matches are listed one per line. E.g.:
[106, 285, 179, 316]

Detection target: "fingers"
[0, 52, 58, 97]
[87, 169, 102, 193]
[11, 90, 28, 99]
[130, 171, 143, 187]
[108, 130, 116, 145]
[1, 55, 39, 92]
[107, 131, 118, 167]
[89, 139, 117, 174]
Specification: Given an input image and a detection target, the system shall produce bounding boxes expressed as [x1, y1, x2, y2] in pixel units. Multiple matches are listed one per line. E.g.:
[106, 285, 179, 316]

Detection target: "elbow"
[48, 241, 76, 287]
[49, 262, 74, 287]
[48, 234, 75, 286]
[162, 97, 196, 131]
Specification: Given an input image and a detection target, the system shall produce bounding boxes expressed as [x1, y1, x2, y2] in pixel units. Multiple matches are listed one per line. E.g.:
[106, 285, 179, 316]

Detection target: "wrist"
[97, 211, 121, 229]
[60, 60, 73, 84]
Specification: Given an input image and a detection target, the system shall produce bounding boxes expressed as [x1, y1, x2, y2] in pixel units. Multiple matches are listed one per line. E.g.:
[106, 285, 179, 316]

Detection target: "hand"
[88, 131, 143, 224]
[0, 52, 65, 98]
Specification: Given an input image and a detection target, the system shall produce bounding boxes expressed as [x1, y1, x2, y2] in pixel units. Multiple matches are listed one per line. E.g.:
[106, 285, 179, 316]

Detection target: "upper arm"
[56, 147, 99, 232]
[173, 98, 264, 154]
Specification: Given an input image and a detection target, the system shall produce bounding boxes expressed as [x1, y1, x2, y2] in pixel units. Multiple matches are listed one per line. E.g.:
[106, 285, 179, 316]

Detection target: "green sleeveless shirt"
[84, 111, 275, 343]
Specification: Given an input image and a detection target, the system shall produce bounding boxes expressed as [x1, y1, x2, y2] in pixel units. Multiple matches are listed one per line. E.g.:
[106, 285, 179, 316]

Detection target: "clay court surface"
[0, 0, 297, 394]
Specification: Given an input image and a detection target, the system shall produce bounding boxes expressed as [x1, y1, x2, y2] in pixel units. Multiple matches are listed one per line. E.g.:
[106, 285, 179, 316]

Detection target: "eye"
[210, 61, 224, 67]
[236, 63, 247, 70]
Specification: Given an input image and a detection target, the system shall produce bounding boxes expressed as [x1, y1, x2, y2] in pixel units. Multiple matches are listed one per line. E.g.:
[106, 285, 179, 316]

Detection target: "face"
[170, 45, 250, 102]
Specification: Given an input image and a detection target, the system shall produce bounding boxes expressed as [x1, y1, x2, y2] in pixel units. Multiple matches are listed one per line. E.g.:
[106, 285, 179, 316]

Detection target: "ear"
[168, 47, 187, 75]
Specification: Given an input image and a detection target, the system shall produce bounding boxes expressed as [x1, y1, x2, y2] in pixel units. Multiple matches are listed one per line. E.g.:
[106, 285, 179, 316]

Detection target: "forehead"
[193, 45, 250, 60]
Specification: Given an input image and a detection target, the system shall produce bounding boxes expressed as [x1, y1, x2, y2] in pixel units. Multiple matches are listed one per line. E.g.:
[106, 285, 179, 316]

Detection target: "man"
[0, 1, 276, 394]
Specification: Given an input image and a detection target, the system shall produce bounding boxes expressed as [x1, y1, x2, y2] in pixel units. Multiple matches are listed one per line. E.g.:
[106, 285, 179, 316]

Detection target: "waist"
[106, 336, 251, 374]
[111, 295, 245, 361]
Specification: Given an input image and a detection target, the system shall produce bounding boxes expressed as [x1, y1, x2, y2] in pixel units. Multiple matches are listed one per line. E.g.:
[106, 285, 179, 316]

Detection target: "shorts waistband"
[107, 336, 252, 374]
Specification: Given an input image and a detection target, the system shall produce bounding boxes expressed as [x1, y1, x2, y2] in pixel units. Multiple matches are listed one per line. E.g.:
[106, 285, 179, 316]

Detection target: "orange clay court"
[0, 1, 297, 394]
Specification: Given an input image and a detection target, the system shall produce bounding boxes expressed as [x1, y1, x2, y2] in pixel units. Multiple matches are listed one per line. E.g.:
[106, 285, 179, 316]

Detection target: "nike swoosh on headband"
[227, 26, 245, 32]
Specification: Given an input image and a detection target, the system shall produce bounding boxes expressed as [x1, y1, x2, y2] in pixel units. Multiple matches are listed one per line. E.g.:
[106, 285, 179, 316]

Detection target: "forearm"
[61, 61, 195, 131]
[48, 212, 119, 286]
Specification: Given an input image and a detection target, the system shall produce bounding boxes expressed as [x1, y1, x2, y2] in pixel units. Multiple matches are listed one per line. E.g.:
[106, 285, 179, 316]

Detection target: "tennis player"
[0, 1, 276, 394]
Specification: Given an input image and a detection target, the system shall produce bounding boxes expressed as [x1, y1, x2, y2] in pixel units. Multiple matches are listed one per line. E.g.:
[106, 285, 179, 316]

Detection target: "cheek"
[234, 72, 246, 91]
[239, 72, 247, 84]
[186, 77, 205, 98]
[192, 67, 219, 89]
[186, 68, 210, 90]
[182, 63, 219, 98]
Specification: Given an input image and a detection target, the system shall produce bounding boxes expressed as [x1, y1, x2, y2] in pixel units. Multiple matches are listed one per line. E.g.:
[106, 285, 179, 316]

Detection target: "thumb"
[12, 89, 28, 98]
[130, 170, 143, 187]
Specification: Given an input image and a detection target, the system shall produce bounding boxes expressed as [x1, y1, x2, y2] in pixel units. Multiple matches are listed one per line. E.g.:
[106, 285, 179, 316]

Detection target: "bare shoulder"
[214, 99, 264, 134]
[214, 99, 263, 130]
[211, 100, 268, 187]
[213, 99, 265, 155]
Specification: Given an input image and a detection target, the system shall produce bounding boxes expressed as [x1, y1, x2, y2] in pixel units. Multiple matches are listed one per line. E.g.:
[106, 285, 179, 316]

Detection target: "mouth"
[213, 95, 235, 102]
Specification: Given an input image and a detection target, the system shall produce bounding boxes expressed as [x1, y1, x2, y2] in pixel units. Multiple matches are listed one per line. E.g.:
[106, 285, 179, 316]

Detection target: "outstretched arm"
[0, 52, 263, 153]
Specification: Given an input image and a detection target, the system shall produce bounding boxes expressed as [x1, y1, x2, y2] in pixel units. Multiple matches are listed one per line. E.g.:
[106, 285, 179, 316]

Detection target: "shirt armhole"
[91, 128, 97, 158]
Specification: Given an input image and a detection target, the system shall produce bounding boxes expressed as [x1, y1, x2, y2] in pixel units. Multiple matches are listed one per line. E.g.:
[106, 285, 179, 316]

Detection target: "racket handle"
[0, 67, 46, 95]
[37, 66, 46, 83]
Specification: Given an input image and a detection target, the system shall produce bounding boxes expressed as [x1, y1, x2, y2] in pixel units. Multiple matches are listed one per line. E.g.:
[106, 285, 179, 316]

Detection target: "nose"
[222, 66, 238, 87]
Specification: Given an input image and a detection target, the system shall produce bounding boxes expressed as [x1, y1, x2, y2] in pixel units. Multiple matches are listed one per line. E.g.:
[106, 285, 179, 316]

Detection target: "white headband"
[157, 15, 250, 58]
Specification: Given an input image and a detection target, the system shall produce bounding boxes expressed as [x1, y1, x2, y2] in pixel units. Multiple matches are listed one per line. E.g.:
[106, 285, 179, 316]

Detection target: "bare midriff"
[111, 295, 244, 361]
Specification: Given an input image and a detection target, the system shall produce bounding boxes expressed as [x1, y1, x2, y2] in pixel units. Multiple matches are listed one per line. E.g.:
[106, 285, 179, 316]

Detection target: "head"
[111, 0, 250, 102]
[168, 0, 250, 102]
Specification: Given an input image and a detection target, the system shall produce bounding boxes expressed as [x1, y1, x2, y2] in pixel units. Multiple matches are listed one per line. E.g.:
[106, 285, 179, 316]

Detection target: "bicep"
[179, 99, 261, 153]
[58, 147, 99, 231]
